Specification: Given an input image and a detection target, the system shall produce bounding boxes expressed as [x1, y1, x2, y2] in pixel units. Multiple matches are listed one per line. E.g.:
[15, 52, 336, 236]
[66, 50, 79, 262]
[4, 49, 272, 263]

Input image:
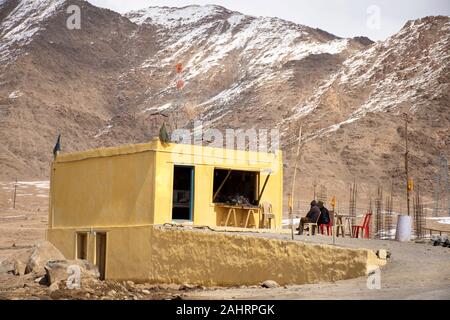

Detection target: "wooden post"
[313, 180, 317, 201]
[289, 127, 303, 240]
[331, 196, 336, 245]
[405, 115, 411, 216]
[213, 169, 232, 202]
[13, 177, 17, 209]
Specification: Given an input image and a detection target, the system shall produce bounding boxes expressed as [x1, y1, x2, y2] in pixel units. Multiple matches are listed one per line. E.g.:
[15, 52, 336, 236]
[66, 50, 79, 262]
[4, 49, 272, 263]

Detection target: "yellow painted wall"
[50, 150, 155, 228]
[50, 139, 283, 229]
[47, 226, 383, 285]
[152, 141, 283, 228]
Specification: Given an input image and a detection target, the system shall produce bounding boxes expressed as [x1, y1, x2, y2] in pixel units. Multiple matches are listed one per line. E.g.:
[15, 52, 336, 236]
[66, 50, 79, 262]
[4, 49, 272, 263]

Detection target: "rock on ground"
[261, 280, 279, 288]
[25, 241, 65, 275]
[45, 259, 100, 285]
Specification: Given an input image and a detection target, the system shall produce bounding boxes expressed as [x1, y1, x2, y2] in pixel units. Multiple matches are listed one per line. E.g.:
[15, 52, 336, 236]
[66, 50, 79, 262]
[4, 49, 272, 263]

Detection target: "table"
[335, 214, 354, 237]
[216, 204, 261, 228]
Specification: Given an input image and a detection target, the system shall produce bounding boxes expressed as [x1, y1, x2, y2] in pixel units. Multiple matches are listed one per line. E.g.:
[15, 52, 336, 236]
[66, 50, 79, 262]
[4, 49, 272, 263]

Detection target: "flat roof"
[55, 138, 282, 166]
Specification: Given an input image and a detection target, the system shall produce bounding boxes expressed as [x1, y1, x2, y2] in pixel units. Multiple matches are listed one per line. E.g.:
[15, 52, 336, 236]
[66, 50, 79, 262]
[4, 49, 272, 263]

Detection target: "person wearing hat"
[297, 200, 321, 235]
[317, 200, 330, 227]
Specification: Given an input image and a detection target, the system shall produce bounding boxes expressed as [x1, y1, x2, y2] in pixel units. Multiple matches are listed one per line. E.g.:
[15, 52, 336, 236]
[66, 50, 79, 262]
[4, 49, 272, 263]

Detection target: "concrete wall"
[47, 226, 383, 286]
[148, 227, 378, 286]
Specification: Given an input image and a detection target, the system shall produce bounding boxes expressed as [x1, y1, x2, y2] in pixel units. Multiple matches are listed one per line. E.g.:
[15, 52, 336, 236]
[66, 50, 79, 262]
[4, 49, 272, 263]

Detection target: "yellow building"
[47, 138, 283, 280]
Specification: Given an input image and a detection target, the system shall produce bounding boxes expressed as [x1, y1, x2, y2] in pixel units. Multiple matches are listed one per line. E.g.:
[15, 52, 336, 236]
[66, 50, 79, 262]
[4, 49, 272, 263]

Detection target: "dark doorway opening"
[76, 232, 87, 260]
[95, 233, 107, 280]
[172, 166, 194, 221]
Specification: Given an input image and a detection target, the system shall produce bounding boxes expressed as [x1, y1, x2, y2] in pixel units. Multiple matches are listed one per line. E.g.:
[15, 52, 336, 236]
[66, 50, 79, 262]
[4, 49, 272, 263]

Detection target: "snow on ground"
[94, 124, 113, 138]
[144, 103, 172, 113]
[427, 217, 450, 225]
[8, 90, 23, 99]
[282, 218, 301, 226]
[15, 181, 49, 189]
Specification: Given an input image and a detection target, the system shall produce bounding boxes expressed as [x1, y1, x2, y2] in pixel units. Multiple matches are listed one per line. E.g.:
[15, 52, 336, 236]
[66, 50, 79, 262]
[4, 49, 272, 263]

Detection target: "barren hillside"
[0, 0, 448, 203]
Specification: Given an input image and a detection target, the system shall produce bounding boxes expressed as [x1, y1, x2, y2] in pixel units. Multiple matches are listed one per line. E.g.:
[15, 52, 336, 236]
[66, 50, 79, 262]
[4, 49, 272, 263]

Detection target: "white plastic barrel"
[395, 215, 412, 242]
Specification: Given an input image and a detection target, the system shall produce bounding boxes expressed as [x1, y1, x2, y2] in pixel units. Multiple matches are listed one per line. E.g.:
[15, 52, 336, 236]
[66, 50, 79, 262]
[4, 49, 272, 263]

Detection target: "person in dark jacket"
[297, 200, 321, 235]
[317, 200, 330, 225]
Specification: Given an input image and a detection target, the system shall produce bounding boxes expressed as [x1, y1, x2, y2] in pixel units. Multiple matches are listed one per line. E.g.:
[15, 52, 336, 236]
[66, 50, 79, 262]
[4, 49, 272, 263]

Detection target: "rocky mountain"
[0, 0, 448, 204]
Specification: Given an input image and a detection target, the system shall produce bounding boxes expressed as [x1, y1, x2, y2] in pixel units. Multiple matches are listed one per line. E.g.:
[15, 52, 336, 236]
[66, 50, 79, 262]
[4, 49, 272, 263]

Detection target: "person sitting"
[297, 200, 321, 235]
[317, 200, 330, 226]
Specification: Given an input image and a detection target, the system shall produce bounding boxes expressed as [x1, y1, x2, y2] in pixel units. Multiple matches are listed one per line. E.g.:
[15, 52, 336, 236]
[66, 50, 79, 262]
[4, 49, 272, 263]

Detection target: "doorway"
[76, 232, 88, 260]
[172, 166, 194, 221]
[95, 232, 107, 280]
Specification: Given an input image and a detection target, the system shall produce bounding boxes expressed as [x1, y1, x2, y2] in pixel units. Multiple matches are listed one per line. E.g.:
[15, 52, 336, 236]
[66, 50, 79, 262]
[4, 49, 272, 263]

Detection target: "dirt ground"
[0, 181, 449, 300]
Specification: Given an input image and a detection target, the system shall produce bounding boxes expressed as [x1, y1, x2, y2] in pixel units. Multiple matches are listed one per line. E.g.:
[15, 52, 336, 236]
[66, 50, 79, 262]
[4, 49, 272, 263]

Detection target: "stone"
[126, 280, 135, 287]
[45, 259, 100, 285]
[48, 282, 59, 292]
[261, 280, 279, 288]
[25, 241, 65, 275]
[0, 261, 14, 274]
[376, 249, 389, 260]
[13, 260, 27, 276]
[107, 290, 116, 296]
[180, 283, 195, 290]
[141, 289, 150, 295]
[158, 283, 181, 291]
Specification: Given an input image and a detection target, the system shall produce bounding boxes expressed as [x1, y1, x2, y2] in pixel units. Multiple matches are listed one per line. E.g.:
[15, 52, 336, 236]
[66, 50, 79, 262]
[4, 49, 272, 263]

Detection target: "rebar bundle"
[433, 152, 450, 217]
[413, 185, 425, 239]
[349, 180, 357, 226]
[368, 193, 373, 238]
[317, 184, 328, 204]
[375, 185, 384, 239]
[384, 191, 394, 240]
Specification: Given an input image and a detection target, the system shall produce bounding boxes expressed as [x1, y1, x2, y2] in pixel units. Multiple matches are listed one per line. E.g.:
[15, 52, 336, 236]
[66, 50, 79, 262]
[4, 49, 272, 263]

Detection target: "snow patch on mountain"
[0, 0, 66, 64]
[126, 5, 227, 28]
[284, 16, 450, 142]
[127, 5, 352, 119]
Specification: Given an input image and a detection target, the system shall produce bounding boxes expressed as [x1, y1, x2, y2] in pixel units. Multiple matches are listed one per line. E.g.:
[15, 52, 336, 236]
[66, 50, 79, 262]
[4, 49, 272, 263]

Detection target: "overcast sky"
[87, 0, 450, 41]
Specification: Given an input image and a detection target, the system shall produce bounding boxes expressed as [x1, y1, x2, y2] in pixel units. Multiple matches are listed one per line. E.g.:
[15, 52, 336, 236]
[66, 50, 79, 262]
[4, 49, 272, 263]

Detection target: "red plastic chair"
[352, 213, 372, 238]
[319, 221, 333, 235]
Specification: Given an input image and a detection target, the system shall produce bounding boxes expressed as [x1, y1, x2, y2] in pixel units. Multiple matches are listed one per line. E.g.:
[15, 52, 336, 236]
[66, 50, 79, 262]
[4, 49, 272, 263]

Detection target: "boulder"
[261, 280, 279, 288]
[0, 260, 14, 274]
[45, 259, 100, 286]
[25, 241, 65, 275]
[13, 260, 27, 276]
[376, 249, 391, 260]
[48, 282, 59, 293]
[0, 249, 32, 275]
[158, 283, 181, 291]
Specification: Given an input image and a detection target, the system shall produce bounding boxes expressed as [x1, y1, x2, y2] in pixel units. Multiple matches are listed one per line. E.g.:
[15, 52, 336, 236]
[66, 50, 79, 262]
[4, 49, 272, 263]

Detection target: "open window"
[212, 169, 259, 205]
